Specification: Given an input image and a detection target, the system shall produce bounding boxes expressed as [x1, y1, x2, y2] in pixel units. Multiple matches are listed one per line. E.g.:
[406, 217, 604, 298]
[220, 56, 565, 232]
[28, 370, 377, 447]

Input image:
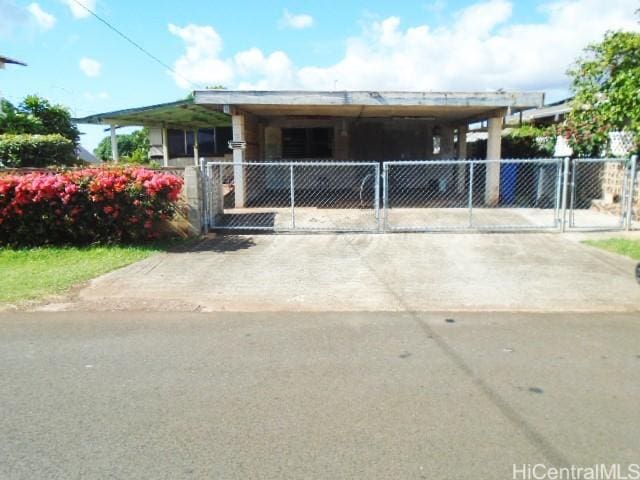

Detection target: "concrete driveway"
[45, 232, 640, 312]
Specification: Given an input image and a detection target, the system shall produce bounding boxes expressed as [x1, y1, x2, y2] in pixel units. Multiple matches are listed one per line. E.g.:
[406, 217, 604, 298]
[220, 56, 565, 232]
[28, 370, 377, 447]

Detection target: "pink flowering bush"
[0, 167, 183, 246]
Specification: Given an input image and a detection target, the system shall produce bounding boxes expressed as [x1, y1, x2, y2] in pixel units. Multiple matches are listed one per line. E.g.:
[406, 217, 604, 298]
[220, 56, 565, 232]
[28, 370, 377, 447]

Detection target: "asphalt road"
[1, 311, 639, 479]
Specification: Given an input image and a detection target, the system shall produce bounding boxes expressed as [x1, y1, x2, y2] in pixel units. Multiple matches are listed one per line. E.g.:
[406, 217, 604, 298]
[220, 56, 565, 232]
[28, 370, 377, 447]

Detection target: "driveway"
[45, 232, 640, 312]
[1, 311, 639, 479]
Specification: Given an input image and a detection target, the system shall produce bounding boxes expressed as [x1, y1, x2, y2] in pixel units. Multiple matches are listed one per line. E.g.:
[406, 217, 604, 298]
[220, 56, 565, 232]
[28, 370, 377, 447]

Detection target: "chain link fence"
[568, 158, 630, 230]
[384, 159, 562, 231]
[204, 161, 380, 232]
[203, 157, 637, 233]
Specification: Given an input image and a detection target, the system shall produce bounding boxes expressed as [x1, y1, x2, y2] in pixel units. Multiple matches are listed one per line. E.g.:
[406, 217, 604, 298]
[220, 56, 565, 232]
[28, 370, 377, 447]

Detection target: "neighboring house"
[75, 90, 544, 206]
[504, 97, 572, 127]
[76, 145, 100, 164]
[0, 55, 26, 105]
[0, 55, 27, 70]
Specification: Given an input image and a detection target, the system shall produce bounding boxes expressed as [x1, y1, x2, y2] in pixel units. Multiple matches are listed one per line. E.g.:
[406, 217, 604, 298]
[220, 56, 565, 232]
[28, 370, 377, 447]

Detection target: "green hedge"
[0, 134, 76, 168]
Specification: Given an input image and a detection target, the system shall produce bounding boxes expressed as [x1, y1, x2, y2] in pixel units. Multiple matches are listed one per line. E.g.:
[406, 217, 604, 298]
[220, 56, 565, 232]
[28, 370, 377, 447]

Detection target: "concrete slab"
[49, 232, 640, 312]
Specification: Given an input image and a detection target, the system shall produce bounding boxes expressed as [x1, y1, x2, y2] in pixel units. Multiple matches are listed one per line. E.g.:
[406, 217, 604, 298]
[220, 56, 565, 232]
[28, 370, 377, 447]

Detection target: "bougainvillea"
[0, 167, 183, 246]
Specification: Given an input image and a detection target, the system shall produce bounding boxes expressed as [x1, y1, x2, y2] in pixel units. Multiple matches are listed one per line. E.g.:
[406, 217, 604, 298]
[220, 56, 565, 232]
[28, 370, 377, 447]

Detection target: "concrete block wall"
[602, 161, 640, 210]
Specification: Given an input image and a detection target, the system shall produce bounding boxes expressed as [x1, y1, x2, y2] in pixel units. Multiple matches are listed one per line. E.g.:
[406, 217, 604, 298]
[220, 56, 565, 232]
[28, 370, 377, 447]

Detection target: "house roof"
[73, 99, 231, 128]
[75, 90, 546, 128]
[195, 90, 545, 123]
[505, 97, 572, 125]
[0, 55, 27, 67]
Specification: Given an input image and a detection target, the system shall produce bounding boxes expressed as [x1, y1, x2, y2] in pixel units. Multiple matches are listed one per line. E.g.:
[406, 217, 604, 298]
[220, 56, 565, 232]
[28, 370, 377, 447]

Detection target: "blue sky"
[1, 0, 638, 150]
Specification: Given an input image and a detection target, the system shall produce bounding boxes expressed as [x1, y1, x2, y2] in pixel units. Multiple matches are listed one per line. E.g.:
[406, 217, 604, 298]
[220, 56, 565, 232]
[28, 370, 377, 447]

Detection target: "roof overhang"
[194, 90, 545, 123]
[0, 55, 27, 68]
[73, 99, 231, 128]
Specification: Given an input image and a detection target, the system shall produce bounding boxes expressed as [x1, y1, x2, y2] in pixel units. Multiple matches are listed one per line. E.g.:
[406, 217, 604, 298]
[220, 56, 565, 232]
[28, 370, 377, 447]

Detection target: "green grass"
[0, 245, 167, 304]
[583, 238, 640, 261]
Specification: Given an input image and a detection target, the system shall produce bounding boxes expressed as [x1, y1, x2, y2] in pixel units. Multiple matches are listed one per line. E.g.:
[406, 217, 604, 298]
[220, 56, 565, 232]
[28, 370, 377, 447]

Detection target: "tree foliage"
[564, 31, 640, 156]
[94, 128, 150, 163]
[0, 95, 79, 144]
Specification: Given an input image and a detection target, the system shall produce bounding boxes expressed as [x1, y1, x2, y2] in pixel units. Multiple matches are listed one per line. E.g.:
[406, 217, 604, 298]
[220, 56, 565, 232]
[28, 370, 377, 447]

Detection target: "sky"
[1, 0, 638, 151]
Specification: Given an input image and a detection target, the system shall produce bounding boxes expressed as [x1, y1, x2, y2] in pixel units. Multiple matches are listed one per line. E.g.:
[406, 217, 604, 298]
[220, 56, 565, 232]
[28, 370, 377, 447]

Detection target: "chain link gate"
[202, 161, 380, 232]
[202, 157, 637, 233]
[383, 159, 563, 231]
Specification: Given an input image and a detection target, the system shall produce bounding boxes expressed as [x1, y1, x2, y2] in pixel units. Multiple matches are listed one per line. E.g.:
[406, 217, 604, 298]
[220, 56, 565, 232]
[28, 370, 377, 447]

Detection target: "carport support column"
[161, 126, 169, 167]
[193, 129, 199, 166]
[110, 125, 119, 163]
[232, 113, 247, 208]
[484, 116, 503, 206]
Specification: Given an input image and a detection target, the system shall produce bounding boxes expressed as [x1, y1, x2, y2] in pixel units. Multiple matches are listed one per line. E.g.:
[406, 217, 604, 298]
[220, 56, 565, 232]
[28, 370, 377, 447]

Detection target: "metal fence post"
[290, 163, 296, 230]
[374, 163, 381, 232]
[560, 157, 570, 232]
[468, 161, 474, 228]
[382, 163, 389, 232]
[626, 155, 637, 230]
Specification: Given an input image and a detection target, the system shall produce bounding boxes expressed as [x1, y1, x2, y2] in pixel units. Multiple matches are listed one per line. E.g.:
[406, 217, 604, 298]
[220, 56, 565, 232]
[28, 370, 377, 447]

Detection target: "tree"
[94, 128, 150, 163]
[564, 31, 640, 156]
[0, 95, 79, 144]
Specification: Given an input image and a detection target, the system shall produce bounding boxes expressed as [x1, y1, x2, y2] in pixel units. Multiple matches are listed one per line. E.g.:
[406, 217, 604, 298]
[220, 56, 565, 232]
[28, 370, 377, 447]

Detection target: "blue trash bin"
[500, 163, 519, 205]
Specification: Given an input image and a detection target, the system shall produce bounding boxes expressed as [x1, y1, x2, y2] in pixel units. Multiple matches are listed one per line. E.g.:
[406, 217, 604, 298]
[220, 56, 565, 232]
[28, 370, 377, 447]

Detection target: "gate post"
[184, 165, 204, 234]
[374, 163, 381, 232]
[626, 155, 637, 230]
[560, 157, 570, 232]
[383, 163, 389, 232]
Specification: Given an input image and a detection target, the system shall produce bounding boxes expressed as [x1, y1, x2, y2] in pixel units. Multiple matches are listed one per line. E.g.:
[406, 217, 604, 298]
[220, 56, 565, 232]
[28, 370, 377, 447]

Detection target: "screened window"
[282, 128, 333, 158]
[168, 127, 233, 157]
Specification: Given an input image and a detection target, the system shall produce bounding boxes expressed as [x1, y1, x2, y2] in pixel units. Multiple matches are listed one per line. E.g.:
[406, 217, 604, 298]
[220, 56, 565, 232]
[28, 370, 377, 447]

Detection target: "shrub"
[0, 133, 77, 167]
[0, 167, 183, 246]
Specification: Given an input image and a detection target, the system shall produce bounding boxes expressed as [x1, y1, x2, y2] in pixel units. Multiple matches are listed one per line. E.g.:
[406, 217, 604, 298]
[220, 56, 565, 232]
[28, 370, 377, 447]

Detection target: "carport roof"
[74, 90, 545, 128]
[73, 99, 231, 128]
[195, 90, 545, 122]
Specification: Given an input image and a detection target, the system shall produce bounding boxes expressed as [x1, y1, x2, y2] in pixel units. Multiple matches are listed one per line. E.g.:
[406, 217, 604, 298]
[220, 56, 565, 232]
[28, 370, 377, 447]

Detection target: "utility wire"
[68, 0, 201, 90]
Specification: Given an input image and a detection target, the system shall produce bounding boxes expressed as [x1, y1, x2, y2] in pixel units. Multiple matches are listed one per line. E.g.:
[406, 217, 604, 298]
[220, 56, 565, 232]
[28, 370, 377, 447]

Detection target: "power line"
[69, 0, 201, 89]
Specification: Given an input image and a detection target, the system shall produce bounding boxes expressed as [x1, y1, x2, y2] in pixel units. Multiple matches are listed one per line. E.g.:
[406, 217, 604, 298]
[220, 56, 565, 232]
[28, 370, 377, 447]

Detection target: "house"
[0, 55, 27, 69]
[75, 90, 544, 206]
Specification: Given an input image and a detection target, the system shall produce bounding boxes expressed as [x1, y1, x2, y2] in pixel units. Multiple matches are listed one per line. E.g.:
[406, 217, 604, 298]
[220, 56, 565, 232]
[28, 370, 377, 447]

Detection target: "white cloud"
[28, 3, 56, 30]
[62, 0, 95, 19]
[168, 23, 234, 89]
[279, 9, 314, 29]
[79, 57, 101, 77]
[169, 0, 639, 95]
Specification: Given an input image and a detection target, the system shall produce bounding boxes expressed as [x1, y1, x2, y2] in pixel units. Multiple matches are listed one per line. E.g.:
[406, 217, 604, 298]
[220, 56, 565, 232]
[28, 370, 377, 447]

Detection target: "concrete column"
[110, 125, 119, 163]
[193, 129, 199, 166]
[183, 166, 203, 234]
[161, 127, 169, 167]
[232, 113, 247, 208]
[484, 116, 503, 206]
[457, 125, 468, 193]
[440, 126, 455, 158]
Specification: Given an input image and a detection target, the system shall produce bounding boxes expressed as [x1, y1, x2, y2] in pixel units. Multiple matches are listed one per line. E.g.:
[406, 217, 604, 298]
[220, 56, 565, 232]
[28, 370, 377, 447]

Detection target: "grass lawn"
[0, 245, 167, 304]
[583, 238, 640, 261]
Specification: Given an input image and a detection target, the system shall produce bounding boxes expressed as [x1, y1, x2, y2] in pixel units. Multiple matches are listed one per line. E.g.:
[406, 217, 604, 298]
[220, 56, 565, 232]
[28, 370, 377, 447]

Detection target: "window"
[282, 128, 333, 158]
[167, 127, 233, 157]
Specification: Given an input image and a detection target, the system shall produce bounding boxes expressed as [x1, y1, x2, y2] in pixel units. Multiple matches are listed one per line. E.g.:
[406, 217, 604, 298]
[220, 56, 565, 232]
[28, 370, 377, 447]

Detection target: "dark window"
[168, 129, 185, 157]
[185, 130, 195, 156]
[282, 128, 333, 158]
[198, 129, 216, 156]
[168, 127, 232, 158]
[214, 127, 232, 155]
